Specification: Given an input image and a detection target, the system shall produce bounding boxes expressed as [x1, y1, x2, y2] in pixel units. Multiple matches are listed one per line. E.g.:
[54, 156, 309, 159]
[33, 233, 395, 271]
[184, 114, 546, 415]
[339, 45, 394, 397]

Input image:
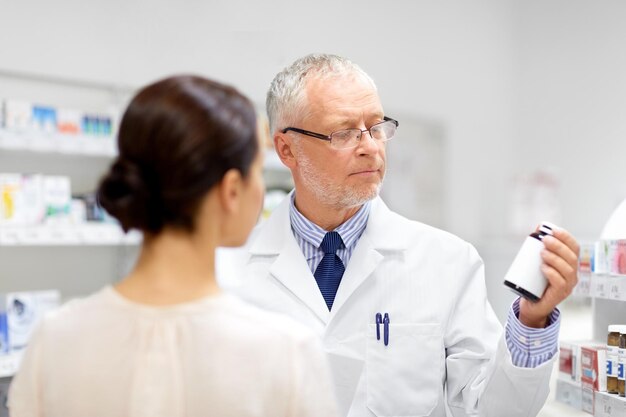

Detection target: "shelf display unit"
[554, 198, 626, 416]
[0, 74, 140, 401]
[0, 223, 141, 246]
[0, 126, 116, 156]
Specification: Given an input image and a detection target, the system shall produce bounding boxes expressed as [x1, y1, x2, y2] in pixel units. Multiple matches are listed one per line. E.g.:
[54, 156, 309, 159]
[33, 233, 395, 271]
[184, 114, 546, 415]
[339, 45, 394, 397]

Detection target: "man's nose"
[356, 130, 379, 154]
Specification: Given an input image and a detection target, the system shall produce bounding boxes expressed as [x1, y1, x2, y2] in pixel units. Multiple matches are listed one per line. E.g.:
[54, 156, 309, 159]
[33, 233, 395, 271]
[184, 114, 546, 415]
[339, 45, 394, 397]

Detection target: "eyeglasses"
[282, 116, 399, 150]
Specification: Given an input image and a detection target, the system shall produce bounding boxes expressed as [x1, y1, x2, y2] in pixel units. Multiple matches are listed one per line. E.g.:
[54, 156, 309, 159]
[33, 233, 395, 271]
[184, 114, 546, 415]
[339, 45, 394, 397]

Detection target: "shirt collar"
[289, 192, 371, 250]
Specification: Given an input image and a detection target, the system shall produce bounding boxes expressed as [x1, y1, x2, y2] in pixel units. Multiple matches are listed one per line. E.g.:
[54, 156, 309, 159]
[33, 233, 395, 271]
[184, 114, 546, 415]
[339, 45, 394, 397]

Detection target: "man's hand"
[519, 226, 580, 328]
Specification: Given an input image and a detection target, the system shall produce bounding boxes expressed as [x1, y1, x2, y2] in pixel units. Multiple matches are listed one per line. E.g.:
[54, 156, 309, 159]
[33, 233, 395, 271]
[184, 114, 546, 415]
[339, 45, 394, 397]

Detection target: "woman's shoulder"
[35, 287, 118, 330]
[216, 294, 318, 345]
[37, 288, 319, 350]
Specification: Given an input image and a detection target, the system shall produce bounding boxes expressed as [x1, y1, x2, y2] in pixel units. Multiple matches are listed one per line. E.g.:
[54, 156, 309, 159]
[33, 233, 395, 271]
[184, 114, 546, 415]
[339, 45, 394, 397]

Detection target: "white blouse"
[8, 286, 338, 417]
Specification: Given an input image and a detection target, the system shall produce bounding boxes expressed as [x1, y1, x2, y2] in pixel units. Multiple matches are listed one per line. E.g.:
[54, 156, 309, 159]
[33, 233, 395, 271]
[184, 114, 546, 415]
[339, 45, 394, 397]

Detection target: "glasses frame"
[282, 116, 399, 149]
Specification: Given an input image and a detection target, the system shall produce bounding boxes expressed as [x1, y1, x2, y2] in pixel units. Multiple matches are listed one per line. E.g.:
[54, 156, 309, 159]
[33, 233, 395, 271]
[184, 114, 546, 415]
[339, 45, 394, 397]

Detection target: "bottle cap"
[539, 221, 557, 236]
[609, 324, 622, 333]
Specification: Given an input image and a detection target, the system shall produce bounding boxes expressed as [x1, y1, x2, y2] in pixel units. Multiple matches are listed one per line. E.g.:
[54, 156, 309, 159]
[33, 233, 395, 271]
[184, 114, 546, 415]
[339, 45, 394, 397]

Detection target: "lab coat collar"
[248, 192, 409, 323]
[362, 196, 411, 251]
[329, 196, 408, 318]
[249, 192, 409, 254]
[250, 192, 330, 323]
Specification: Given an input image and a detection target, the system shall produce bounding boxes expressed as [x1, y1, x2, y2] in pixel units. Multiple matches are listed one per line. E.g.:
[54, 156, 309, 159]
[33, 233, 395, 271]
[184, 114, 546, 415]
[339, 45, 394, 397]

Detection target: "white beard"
[296, 146, 383, 209]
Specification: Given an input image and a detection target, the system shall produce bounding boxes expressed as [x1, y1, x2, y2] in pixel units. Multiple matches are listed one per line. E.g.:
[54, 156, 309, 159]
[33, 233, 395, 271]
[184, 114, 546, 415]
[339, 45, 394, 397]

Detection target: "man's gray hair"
[266, 53, 377, 136]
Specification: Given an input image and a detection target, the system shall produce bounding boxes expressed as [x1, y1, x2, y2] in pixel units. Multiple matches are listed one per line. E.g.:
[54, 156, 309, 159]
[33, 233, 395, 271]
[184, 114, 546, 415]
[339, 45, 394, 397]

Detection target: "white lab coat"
[229, 195, 554, 417]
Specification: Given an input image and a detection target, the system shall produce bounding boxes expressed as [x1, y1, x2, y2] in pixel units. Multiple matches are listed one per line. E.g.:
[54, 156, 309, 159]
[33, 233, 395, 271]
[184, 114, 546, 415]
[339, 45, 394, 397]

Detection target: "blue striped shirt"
[289, 193, 370, 272]
[506, 298, 560, 367]
[289, 194, 559, 368]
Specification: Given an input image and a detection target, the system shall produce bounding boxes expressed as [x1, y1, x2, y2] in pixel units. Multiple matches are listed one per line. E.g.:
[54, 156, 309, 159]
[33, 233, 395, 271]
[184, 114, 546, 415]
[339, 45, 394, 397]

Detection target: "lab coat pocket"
[366, 323, 442, 417]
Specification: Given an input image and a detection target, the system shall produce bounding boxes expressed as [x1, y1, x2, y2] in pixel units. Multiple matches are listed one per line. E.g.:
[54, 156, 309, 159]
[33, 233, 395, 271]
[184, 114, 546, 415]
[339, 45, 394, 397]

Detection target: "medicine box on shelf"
[0, 290, 60, 353]
[556, 340, 610, 414]
[574, 240, 626, 300]
[595, 391, 626, 417]
[556, 377, 583, 410]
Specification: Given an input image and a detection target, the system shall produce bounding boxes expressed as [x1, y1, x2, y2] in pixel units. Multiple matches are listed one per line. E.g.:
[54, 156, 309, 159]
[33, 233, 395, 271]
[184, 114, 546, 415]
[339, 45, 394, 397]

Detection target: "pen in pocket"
[383, 313, 390, 346]
[375, 312, 390, 346]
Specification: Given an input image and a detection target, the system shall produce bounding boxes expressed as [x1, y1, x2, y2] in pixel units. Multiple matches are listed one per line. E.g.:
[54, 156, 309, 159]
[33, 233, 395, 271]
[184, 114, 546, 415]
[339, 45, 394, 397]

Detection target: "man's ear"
[218, 169, 243, 214]
[274, 133, 297, 169]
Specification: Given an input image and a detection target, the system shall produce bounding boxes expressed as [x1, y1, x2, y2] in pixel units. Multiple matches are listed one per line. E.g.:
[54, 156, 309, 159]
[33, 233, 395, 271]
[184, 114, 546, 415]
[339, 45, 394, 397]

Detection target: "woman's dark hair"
[97, 75, 258, 234]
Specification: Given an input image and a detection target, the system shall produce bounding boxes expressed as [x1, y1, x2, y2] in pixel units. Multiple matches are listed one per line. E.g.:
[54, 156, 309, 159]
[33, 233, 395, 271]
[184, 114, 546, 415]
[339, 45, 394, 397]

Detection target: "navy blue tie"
[314, 231, 345, 311]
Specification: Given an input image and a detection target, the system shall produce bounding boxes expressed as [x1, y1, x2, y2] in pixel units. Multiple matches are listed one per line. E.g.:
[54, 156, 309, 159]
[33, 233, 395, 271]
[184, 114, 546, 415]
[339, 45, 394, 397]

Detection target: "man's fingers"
[543, 234, 579, 270]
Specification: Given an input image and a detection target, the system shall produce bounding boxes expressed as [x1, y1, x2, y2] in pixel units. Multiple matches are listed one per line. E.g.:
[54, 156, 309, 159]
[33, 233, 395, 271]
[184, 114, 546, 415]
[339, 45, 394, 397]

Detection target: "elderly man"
[234, 53, 579, 417]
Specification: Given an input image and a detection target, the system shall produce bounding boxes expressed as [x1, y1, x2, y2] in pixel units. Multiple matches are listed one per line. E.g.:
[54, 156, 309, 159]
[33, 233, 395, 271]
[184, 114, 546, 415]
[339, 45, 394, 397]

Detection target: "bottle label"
[608, 351, 619, 377]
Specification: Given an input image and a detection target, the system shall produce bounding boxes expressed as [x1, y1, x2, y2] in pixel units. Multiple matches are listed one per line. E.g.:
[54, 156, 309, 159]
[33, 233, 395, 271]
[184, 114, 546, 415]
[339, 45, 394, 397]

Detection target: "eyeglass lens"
[330, 120, 396, 148]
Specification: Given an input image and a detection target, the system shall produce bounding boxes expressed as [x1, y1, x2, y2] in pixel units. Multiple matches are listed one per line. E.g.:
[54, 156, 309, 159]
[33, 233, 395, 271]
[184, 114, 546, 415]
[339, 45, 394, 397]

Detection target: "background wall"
[1, 0, 625, 321]
[512, 0, 626, 238]
[0, 0, 517, 240]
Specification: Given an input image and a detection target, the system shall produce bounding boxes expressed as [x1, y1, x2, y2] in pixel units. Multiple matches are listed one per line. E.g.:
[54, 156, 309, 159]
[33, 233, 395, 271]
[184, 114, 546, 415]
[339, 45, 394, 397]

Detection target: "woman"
[8, 76, 338, 417]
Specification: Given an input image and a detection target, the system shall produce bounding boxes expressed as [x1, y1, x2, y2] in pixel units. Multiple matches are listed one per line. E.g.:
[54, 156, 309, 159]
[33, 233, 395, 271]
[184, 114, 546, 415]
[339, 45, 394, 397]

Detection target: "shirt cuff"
[505, 297, 560, 368]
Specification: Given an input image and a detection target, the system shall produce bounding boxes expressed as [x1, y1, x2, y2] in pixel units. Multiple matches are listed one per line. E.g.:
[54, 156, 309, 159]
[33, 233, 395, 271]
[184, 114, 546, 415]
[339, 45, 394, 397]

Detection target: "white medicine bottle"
[503, 222, 556, 301]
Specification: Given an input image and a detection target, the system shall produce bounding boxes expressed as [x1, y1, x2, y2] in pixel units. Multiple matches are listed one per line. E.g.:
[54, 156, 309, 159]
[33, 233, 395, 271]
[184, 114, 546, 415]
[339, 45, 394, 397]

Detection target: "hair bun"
[97, 158, 161, 232]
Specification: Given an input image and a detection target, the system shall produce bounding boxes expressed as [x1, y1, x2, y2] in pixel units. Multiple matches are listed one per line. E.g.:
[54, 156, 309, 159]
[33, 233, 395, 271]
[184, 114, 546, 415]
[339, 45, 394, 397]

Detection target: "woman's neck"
[114, 228, 220, 306]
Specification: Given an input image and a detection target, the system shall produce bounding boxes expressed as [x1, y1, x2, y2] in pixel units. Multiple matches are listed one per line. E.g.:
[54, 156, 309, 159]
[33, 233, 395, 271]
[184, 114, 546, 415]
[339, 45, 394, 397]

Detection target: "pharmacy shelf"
[0, 352, 23, 378]
[554, 378, 584, 411]
[0, 128, 290, 176]
[594, 391, 626, 416]
[554, 370, 626, 416]
[0, 223, 141, 246]
[543, 399, 588, 417]
[0, 128, 116, 157]
[573, 273, 626, 301]
[539, 384, 626, 417]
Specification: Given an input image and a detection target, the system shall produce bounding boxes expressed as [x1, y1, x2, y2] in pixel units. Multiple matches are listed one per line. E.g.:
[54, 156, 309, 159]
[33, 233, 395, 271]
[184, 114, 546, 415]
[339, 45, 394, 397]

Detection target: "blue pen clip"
[375, 312, 382, 340]
[383, 313, 390, 346]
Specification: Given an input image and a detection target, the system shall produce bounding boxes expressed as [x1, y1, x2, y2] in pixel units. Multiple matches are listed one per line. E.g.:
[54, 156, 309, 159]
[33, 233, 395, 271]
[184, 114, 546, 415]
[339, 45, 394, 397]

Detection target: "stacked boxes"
[558, 341, 607, 413]
[0, 174, 115, 227]
[594, 239, 626, 277]
[0, 99, 117, 156]
[581, 345, 608, 413]
[1, 99, 114, 138]
[0, 174, 71, 225]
